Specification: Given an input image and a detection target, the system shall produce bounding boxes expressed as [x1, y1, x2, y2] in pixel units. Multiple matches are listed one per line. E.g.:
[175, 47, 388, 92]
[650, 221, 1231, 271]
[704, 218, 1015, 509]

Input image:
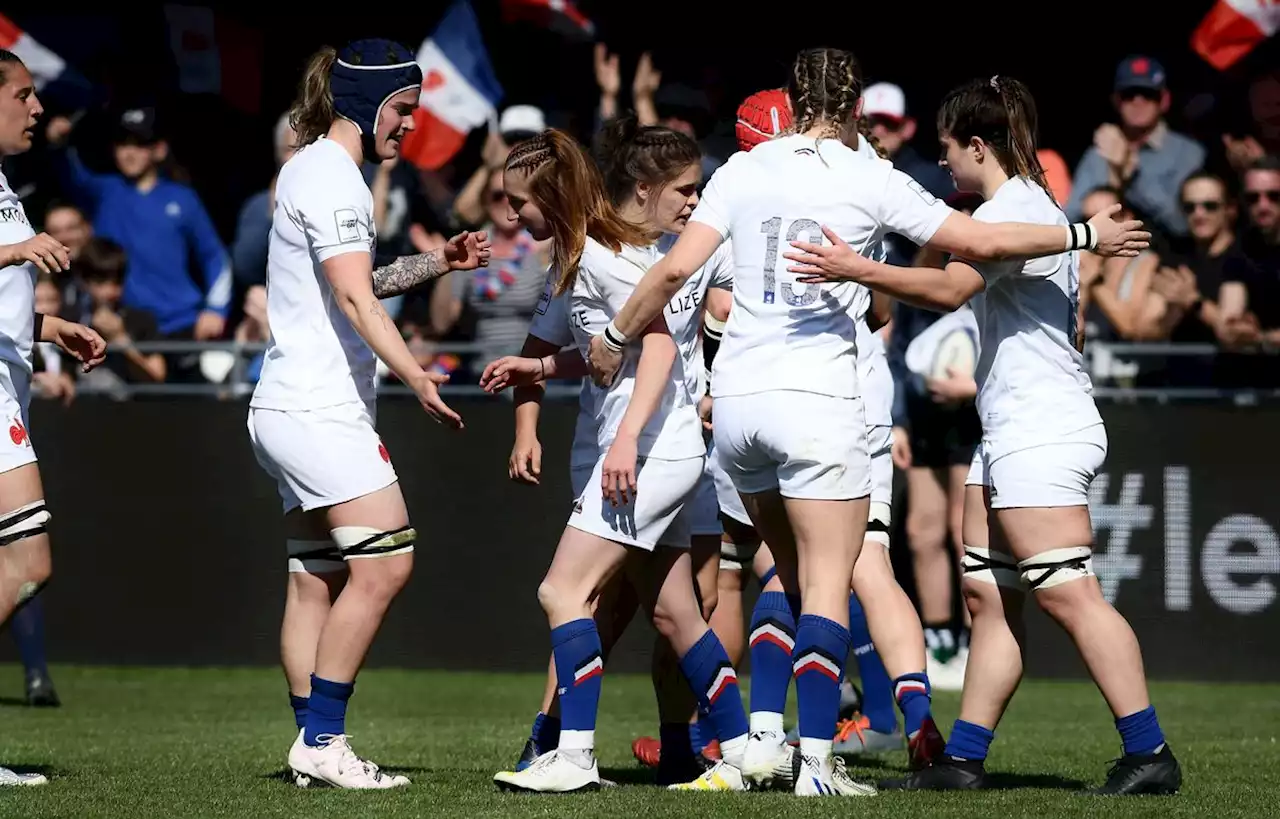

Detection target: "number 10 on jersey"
[761, 216, 823, 306]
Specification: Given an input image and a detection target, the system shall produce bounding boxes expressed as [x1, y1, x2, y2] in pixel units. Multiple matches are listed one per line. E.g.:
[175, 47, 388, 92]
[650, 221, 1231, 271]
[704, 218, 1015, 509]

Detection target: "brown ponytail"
[289, 47, 338, 148]
[505, 129, 649, 296]
[937, 75, 1057, 207]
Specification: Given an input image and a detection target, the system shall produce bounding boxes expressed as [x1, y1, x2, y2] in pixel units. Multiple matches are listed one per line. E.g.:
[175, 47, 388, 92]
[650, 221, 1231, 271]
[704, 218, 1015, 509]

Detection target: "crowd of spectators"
[17, 47, 1280, 406]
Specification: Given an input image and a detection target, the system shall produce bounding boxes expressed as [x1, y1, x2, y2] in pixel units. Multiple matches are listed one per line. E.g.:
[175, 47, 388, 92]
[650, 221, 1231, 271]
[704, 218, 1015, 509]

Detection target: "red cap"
[736, 88, 792, 151]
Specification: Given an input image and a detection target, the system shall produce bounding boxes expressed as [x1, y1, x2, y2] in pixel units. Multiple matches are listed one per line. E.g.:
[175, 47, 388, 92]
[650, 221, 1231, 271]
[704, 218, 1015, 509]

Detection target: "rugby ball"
[930, 329, 977, 380]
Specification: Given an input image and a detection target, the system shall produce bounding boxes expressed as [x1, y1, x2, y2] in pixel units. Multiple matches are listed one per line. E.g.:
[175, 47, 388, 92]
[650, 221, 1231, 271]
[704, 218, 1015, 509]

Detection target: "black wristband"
[602, 323, 627, 352]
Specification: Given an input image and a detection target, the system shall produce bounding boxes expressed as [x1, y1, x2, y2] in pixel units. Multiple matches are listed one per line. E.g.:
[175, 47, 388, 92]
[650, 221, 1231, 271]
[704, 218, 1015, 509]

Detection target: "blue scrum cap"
[330, 39, 423, 159]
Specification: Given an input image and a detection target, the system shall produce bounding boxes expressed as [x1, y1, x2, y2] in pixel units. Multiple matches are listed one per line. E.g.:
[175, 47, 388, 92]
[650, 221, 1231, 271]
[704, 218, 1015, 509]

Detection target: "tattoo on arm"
[371, 250, 448, 298]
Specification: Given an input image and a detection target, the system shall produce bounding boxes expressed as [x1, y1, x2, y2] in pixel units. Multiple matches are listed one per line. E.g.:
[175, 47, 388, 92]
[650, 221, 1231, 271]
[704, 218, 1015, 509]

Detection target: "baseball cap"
[1114, 56, 1166, 93]
[736, 89, 792, 151]
[862, 83, 907, 122]
[499, 105, 546, 140]
[115, 106, 160, 145]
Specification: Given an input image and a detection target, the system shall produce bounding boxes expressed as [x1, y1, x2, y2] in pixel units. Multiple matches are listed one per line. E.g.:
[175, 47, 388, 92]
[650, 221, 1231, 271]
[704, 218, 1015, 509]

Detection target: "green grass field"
[0, 665, 1276, 818]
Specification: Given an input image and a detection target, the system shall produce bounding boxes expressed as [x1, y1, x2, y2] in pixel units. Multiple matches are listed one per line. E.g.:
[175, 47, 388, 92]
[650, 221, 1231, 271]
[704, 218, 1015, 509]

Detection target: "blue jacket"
[56, 149, 231, 335]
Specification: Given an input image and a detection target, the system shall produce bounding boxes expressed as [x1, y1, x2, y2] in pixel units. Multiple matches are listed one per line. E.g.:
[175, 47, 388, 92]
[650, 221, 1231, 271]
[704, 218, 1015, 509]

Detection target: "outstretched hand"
[1087, 204, 1150, 258]
[442, 231, 492, 272]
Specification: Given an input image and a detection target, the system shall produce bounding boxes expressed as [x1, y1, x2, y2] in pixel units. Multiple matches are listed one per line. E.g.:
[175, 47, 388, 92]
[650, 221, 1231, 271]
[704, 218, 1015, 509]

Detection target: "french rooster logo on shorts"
[8, 417, 28, 448]
[377, 441, 390, 463]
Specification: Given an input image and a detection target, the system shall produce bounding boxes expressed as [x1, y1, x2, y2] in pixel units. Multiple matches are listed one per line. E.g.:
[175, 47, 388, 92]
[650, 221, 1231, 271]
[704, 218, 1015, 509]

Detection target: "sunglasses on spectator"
[1118, 88, 1161, 102]
[1181, 200, 1223, 214]
[1245, 190, 1280, 204]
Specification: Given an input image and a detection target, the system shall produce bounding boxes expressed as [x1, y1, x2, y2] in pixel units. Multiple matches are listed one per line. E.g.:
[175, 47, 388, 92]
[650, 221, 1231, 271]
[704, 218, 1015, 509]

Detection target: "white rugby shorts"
[247, 400, 398, 514]
[713, 391, 872, 501]
[567, 452, 703, 551]
[965, 424, 1107, 509]
[0, 362, 34, 475]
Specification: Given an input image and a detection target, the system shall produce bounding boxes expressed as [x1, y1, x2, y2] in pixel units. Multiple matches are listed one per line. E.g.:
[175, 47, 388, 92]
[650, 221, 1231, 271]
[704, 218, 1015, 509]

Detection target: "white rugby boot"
[794, 753, 878, 797]
[742, 729, 798, 789]
[493, 749, 601, 793]
[668, 760, 749, 792]
[0, 766, 46, 786]
[288, 731, 410, 789]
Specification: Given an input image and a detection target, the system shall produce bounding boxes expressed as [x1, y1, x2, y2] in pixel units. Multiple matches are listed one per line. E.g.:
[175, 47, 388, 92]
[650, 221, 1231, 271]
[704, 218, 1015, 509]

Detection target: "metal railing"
[38, 338, 1280, 403]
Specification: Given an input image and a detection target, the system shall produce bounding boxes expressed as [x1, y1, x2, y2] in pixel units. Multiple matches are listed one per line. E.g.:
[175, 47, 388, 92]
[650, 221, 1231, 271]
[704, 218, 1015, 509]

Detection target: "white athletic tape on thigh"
[1018, 546, 1094, 591]
[865, 501, 892, 547]
[962, 546, 1022, 588]
[286, 539, 346, 574]
[0, 500, 50, 548]
[331, 525, 416, 560]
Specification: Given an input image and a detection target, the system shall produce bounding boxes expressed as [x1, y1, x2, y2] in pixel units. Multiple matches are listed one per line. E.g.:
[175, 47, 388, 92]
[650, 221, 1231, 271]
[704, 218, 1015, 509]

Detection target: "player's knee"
[1020, 547, 1096, 623]
[332, 525, 415, 595]
[961, 546, 1022, 592]
[536, 578, 570, 619]
[649, 596, 690, 642]
[905, 511, 945, 552]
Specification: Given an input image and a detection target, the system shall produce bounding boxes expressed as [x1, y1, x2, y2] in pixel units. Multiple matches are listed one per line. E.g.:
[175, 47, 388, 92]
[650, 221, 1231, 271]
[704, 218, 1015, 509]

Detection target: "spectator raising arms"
[46, 106, 232, 379]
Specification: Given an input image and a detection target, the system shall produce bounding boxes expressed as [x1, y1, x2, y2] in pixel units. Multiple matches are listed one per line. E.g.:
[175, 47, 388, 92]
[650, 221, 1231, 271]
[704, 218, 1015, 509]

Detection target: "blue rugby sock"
[945, 719, 994, 762]
[793, 614, 852, 759]
[848, 593, 896, 733]
[12, 594, 48, 677]
[530, 712, 560, 749]
[679, 628, 749, 767]
[747, 591, 799, 734]
[689, 717, 713, 755]
[1116, 706, 1165, 756]
[289, 694, 309, 731]
[894, 672, 934, 738]
[304, 675, 354, 747]
[550, 619, 603, 753]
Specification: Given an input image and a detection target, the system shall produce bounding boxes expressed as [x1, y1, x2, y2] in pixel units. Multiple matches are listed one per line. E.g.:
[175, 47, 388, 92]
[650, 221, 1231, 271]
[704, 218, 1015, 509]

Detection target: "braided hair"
[937, 75, 1056, 207]
[504, 129, 649, 295]
[595, 113, 702, 206]
[788, 48, 864, 140]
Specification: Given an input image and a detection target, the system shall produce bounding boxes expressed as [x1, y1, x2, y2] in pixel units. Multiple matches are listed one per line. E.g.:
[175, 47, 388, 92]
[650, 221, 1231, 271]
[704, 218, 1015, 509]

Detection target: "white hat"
[863, 83, 907, 121]
[499, 104, 546, 137]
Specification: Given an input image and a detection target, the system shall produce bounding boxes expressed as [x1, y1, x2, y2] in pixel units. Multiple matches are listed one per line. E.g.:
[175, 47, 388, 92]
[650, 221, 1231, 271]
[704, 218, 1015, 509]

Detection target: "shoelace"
[314, 734, 383, 779]
[834, 714, 870, 745]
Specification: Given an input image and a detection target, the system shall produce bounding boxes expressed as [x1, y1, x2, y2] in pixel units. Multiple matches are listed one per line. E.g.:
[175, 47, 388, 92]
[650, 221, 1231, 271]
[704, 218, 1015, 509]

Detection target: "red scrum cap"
[736, 88, 792, 151]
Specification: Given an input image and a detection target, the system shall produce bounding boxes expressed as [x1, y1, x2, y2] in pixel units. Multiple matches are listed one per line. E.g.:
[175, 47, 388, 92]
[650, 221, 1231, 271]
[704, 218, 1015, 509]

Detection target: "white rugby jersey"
[656, 233, 734, 400]
[851, 135, 895, 428]
[966, 177, 1102, 459]
[570, 237, 703, 461]
[528, 267, 598, 469]
[0, 170, 37, 380]
[251, 137, 379, 411]
[693, 133, 952, 401]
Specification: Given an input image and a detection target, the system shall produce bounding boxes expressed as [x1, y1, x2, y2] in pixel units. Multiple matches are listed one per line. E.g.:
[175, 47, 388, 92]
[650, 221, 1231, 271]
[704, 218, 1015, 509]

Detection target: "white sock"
[750, 711, 784, 735]
[799, 738, 833, 761]
[719, 733, 748, 770]
[558, 729, 595, 769]
[559, 748, 595, 770]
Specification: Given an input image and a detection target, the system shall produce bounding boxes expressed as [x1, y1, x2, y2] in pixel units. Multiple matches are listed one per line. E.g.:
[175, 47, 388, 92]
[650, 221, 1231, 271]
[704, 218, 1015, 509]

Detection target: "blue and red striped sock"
[793, 614, 852, 759]
[679, 628, 749, 768]
[747, 591, 799, 734]
[550, 619, 603, 753]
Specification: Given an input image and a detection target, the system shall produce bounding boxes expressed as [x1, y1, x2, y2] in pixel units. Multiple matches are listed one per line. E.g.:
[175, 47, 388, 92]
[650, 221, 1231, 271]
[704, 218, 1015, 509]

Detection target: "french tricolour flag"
[400, 0, 503, 171]
[0, 13, 94, 108]
[1192, 0, 1280, 71]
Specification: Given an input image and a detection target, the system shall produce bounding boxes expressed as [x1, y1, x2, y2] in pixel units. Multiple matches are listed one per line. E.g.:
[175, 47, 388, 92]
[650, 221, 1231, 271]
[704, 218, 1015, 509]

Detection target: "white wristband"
[1067, 222, 1097, 252]
[602, 320, 627, 353]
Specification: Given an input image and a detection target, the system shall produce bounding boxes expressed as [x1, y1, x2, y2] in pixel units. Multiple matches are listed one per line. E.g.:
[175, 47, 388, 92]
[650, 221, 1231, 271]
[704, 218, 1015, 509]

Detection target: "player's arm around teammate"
[859, 76, 1180, 796]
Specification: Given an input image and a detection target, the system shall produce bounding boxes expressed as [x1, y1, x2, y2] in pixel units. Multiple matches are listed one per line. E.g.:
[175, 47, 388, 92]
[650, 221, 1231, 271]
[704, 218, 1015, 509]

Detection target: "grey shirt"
[1065, 122, 1205, 237]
